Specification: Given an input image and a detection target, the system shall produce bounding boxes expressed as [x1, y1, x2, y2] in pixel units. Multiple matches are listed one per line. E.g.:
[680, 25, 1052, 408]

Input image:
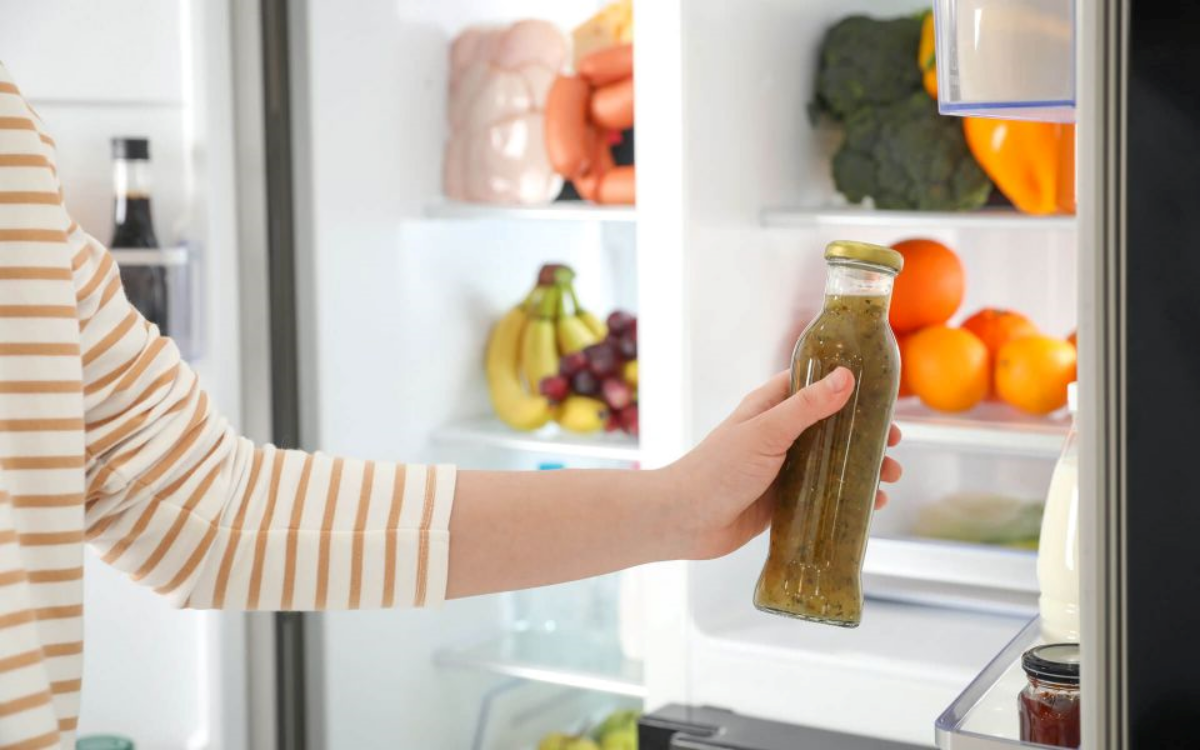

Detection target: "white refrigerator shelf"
[893, 401, 1070, 458]
[425, 199, 636, 224]
[760, 206, 1077, 231]
[432, 417, 641, 463]
[935, 617, 1061, 749]
[433, 628, 646, 699]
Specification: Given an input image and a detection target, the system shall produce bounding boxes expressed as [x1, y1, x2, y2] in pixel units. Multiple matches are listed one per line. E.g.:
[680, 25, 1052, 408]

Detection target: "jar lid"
[824, 240, 904, 273]
[1022, 643, 1080, 685]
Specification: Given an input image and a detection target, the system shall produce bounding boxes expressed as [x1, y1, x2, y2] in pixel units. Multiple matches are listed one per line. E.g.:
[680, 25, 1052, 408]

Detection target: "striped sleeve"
[73, 235, 456, 610]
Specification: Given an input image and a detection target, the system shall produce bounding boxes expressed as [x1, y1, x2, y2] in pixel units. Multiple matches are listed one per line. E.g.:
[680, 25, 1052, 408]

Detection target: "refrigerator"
[3, 0, 1195, 748]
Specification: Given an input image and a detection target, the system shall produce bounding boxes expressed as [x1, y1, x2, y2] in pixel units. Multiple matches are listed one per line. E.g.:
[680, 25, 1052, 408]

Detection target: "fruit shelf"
[425, 199, 636, 223]
[432, 417, 641, 463]
[759, 207, 1077, 231]
[434, 628, 646, 699]
[935, 617, 1047, 750]
[893, 400, 1069, 458]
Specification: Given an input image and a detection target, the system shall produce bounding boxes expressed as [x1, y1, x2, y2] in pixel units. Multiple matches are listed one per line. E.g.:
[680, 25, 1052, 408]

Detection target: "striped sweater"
[0, 63, 456, 748]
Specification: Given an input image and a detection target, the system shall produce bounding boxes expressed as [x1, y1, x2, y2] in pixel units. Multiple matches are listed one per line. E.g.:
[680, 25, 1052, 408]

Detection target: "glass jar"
[753, 240, 903, 627]
[1018, 643, 1081, 748]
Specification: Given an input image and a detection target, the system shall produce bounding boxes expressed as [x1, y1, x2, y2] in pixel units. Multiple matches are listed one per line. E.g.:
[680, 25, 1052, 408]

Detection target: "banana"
[556, 283, 600, 354]
[579, 309, 608, 340]
[487, 300, 553, 431]
[522, 286, 561, 391]
[556, 395, 608, 433]
[569, 286, 608, 339]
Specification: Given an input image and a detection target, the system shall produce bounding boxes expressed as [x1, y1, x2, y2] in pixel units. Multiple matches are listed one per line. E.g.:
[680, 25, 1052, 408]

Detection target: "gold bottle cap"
[824, 240, 904, 273]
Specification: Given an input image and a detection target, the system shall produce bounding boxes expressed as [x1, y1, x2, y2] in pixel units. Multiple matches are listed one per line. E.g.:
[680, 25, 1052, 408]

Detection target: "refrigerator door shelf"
[933, 0, 1075, 122]
[935, 618, 1054, 749]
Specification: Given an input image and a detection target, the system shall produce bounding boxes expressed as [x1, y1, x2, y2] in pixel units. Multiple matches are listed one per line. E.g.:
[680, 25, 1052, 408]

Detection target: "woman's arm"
[447, 368, 902, 599]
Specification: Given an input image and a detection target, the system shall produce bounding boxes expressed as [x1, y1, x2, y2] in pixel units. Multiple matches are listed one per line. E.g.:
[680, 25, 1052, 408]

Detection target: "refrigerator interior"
[292, 0, 1080, 747]
[0, 1, 248, 748]
[295, 0, 640, 748]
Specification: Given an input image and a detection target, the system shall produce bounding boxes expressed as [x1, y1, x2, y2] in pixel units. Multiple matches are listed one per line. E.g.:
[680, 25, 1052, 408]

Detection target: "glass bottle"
[753, 241, 903, 627]
[110, 137, 170, 335]
[1038, 382, 1080, 643]
[1018, 643, 1081, 747]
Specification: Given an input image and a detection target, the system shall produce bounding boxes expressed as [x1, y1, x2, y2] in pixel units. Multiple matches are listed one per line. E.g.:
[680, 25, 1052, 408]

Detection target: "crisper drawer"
[640, 705, 928, 750]
[863, 537, 1037, 616]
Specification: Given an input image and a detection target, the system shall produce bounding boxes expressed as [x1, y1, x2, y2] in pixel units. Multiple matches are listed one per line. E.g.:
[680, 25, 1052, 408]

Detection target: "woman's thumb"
[755, 367, 854, 453]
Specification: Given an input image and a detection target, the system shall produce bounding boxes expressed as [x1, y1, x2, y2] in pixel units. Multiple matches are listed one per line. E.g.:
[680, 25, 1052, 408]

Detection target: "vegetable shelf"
[760, 207, 1077, 232]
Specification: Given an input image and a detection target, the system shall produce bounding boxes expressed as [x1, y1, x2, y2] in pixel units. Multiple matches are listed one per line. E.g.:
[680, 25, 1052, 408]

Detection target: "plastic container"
[933, 0, 1075, 122]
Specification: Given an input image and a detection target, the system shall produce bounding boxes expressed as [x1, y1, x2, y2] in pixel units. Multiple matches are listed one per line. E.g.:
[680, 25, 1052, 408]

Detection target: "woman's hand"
[660, 367, 902, 561]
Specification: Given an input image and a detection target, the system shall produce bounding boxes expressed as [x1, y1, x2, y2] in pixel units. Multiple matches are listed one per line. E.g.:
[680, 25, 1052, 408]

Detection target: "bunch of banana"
[485, 286, 555, 431]
[485, 264, 613, 432]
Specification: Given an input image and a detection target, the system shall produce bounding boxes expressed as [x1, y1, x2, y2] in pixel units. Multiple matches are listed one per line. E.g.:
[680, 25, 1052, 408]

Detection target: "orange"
[995, 335, 1077, 415]
[905, 326, 990, 413]
[897, 332, 915, 398]
[1067, 329, 1077, 348]
[961, 308, 1039, 356]
[889, 239, 965, 334]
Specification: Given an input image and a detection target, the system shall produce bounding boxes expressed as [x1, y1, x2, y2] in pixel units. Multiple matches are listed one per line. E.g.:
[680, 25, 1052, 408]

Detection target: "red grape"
[601, 377, 634, 410]
[539, 375, 570, 403]
[537, 264, 563, 286]
[618, 404, 639, 436]
[604, 413, 622, 433]
[606, 310, 635, 335]
[571, 370, 600, 396]
[584, 342, 619, 377]
[615, 333, 637, 361]
[559, 351, 588, 377]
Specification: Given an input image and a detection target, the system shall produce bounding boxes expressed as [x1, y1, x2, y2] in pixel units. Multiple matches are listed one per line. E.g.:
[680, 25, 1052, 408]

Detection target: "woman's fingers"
[888, 423, 902, 447]
[755, 368, 855, 454]
[728, 370, 792, 424]
[875, 489, 888, 509]
[880, 456, 902, 484]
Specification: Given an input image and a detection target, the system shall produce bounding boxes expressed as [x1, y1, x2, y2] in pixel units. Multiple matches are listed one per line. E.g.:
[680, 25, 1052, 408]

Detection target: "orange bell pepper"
[919, 11, 938, 99]
[962, 119, 1076, 215]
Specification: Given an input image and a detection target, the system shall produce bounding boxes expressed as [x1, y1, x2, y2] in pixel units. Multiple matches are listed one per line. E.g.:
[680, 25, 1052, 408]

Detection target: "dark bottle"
[110, 137, 169, 335]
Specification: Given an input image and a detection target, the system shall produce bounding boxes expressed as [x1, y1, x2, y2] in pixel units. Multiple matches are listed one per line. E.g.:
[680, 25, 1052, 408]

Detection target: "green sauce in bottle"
[754, 241, 903, 627]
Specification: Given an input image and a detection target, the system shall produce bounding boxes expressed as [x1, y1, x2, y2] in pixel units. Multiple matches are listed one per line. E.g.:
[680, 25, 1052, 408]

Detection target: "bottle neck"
[111, 158, 158, 248]
[825, 262, 896, 302]
[113, 158, 152, 198]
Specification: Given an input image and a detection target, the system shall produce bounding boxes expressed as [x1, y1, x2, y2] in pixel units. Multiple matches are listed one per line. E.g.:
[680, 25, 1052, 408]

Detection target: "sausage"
[578, 44, 633, 87]
[589, 78, 634, 132]
[544, 75, 594, 176]
[573, 136, 615, 201]
[597, 165, 635, 205]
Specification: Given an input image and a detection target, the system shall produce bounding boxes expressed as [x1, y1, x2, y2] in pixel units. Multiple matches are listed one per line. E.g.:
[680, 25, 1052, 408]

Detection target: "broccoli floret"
[834, 92, 992, 211]
[815, 15, 924, 119]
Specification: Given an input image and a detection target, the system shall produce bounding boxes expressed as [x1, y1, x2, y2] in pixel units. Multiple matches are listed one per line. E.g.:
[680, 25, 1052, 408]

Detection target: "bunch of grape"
[539, 310, 639, 435]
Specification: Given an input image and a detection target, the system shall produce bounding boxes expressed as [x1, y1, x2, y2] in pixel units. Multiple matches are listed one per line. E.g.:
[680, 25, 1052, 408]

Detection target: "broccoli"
[814, 15, 924, 119]
[814, 15, 993, 211]
[834, 92, 993, 211]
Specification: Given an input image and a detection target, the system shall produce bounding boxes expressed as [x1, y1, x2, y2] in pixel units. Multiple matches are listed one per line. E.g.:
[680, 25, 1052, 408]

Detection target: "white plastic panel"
[0, 0, 184, 103]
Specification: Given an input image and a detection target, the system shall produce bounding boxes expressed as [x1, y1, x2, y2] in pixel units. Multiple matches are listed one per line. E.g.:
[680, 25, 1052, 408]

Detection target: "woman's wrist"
[630, 465, 690, 563]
